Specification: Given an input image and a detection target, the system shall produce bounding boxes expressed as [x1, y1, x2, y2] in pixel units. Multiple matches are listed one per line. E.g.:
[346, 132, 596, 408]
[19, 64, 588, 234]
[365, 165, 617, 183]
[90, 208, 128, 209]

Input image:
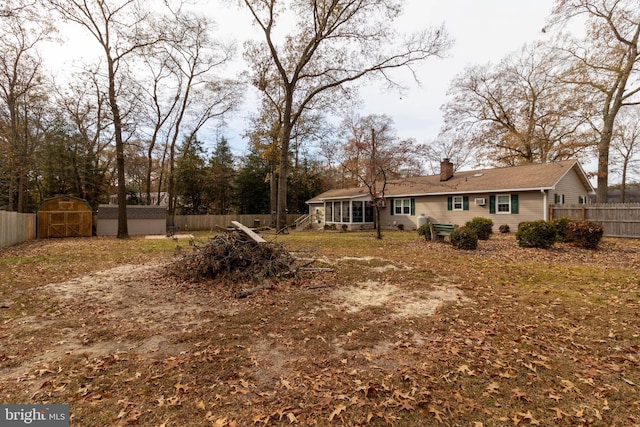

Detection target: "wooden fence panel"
[550, 204, 640, 238]
[173, 214, 298, 231]
[0, 211, 37, 248]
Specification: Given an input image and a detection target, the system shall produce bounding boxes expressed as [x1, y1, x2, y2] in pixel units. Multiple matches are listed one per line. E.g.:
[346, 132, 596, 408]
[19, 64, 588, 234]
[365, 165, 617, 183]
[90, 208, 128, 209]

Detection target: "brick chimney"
[440, 158, 454, 181]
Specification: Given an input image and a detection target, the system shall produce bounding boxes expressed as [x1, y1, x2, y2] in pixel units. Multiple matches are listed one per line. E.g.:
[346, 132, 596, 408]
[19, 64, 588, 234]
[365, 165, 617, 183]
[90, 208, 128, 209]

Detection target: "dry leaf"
[329, 404, 347, 421]
[280, 378, 293, 390]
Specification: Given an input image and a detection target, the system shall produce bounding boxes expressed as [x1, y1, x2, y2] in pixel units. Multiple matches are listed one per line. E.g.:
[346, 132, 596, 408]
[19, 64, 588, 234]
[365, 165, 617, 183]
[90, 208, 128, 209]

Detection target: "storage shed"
[37, 195, 94, 238]
[96, 205, 167, 236]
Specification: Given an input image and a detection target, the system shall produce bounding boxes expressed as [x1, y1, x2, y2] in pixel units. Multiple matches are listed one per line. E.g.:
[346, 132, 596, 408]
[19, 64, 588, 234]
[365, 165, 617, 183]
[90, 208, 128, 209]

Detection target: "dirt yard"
[1, 232, 639, 426]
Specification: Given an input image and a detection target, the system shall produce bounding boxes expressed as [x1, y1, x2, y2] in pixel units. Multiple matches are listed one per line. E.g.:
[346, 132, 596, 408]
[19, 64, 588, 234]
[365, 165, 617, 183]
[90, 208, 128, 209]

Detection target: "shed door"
[47, 212, 84, 237]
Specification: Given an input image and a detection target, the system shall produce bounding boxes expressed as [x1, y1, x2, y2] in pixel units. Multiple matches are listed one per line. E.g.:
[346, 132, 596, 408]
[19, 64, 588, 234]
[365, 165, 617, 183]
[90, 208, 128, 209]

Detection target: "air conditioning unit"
[475, 198, 486, 206]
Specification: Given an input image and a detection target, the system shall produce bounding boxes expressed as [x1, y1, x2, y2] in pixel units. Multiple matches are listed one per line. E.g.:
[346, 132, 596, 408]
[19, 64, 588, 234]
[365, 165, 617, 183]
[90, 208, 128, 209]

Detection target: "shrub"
[465, 217, 494, 240]
[324, 223, 337, 230]
[565, 220, 604, 249]
[341, 224, 348, 232]
[499, 224, 510, 234]
[417, 223, 431, 240]
[552, 217, 572, 242]
[516, 220, 556, 249]
[397, 223, 404, 231]
[450, 226, 478, 250]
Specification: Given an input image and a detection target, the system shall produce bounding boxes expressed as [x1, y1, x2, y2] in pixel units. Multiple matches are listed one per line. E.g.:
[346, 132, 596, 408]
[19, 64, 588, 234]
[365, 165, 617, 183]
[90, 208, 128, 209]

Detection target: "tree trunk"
[270, 165, 277, 227]
[107, 54, 128, 238]
[277, 94, 294, 232]
[167, 142, 176, 227]
[374, 205, 382, 240]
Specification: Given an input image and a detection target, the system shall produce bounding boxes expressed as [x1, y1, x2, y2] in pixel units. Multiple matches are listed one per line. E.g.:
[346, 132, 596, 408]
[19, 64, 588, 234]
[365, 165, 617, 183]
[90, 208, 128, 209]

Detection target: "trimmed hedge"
[552, 217, 572, 242]
[565, 220, 604, 249]
[450, 226, 478, 250]
[465, 217, 494, 240]
[516, 220, 556, 248]
[417, 223, 431, 240]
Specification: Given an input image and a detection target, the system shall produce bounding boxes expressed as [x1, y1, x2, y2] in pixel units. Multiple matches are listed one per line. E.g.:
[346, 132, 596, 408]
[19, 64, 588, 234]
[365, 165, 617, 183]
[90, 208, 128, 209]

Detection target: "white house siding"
[552, 168, 590, 207]
[307, 203, 325, 229]
[381, 191, 548, 232]
[308, 198, 375, 230]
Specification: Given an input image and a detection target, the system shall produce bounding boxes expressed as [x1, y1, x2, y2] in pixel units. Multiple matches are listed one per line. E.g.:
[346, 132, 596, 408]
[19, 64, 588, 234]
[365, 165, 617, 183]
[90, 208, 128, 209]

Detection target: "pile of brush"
[171, 231, 298, 286]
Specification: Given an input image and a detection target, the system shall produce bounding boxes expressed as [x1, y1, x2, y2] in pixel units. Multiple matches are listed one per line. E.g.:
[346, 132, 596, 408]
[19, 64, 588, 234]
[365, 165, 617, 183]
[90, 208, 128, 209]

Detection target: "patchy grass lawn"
[1, 231, 639, 426]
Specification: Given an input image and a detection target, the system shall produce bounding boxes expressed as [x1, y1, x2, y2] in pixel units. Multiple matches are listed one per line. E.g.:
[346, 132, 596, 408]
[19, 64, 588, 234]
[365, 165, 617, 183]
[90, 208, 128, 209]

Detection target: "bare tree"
[51, 69, 113, 207]
[153, 9, 242, 225]
[0, 1, 50, 212]
[242, 0, 452, 231]
[46, 0, 165, 237]
[442, 42, 588, 167]
[611, 106, 640, 201]
[424, 129, 475, 175]
[549, 0, 640, 202]
[339, 114, 422, 239]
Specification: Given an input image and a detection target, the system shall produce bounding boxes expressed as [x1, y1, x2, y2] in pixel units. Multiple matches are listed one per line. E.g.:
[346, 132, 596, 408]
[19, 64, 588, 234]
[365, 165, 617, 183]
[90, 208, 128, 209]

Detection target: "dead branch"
[235, 280, 274, 298]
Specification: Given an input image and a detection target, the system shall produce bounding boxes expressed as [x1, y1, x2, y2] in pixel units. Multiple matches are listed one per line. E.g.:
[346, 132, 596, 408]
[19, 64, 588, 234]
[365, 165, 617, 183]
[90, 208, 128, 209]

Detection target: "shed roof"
[38, 195, 93, 212]
[97, 205, 167, 220]
[308, 160, 594, 202]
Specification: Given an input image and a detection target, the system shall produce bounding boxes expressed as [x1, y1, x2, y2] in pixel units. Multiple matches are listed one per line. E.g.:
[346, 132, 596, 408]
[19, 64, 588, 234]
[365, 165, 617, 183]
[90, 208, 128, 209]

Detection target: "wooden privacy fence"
[0, 210, 37, 248]
[550, 204, 640, 239]
[173, 214, 299, 231]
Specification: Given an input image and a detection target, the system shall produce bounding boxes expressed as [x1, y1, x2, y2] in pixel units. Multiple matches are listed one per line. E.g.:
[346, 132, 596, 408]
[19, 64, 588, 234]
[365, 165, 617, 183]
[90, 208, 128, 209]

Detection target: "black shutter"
[511, 194, 519, 214]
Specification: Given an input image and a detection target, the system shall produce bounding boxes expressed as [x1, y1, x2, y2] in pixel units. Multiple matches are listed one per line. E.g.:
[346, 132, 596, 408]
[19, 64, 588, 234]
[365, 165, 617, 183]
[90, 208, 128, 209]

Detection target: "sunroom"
[305, 188, 376, 230]
[323, 198, 375, 230]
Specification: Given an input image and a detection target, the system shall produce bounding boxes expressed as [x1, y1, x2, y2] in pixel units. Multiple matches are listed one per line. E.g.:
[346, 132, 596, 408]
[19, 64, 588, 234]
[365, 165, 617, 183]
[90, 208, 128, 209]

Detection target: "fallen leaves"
[2, 233, 640, 425]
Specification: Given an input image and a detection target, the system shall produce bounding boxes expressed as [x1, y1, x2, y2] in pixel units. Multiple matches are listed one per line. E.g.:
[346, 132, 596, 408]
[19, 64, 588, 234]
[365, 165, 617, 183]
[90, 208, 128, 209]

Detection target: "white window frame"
[394, 198, 411, 216]
[452, 196, 464, 211]
[497, 194, 511, 214]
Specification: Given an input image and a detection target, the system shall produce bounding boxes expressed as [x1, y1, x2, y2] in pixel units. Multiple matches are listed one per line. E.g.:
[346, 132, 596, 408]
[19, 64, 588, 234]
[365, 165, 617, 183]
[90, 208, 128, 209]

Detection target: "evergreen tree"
[288, 157, 327, 214]
[174, 136, 208, 214]
[208, 137, 236, 214]
[235, 152, 270, 214]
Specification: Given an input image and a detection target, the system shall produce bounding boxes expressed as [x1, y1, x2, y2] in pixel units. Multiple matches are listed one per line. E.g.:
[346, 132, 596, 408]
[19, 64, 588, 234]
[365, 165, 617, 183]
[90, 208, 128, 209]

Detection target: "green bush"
[465, 217, 494, 240]
[417, 223, 431, 240]
[565, 220, 604, 249]
[516, 220, 556, 248]
[450, 226, 478, 250]
[552, 217, 572, 242]
[499, 224, 510, 233]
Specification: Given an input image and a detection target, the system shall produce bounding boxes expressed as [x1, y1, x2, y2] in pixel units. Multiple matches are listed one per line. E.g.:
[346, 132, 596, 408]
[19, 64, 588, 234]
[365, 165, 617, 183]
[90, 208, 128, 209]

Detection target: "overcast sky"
[45, 1, 558, 157]
[218, 0, 558, 156]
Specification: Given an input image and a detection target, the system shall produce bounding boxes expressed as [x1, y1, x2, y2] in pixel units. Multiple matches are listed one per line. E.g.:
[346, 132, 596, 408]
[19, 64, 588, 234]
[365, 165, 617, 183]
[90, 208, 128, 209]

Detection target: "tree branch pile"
[170, 231, 298, 285]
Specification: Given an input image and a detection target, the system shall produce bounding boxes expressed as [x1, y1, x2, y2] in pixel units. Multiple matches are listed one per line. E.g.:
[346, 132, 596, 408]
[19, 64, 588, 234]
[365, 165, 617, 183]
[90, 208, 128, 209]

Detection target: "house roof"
[308, 160, 595, 202]
[306, 187, 372, 203]
[97, 205, 167, 220]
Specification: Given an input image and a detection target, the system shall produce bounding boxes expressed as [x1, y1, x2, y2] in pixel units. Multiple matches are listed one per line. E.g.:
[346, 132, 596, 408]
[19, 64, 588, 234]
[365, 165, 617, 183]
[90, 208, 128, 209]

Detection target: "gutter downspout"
[541, 189, 548, 221]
